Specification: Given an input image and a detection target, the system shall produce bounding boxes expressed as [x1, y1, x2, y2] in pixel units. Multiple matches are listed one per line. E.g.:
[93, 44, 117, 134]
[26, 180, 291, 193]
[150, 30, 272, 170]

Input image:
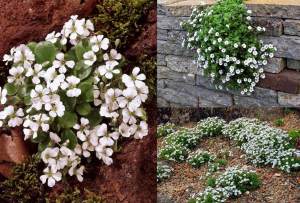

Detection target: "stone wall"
[157, 1, 300, 107]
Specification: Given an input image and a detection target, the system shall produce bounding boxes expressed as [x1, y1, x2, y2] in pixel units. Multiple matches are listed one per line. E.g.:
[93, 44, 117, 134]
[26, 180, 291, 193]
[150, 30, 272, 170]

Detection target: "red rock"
[125, 4, 157, 59]
[0, 128, 29, 164]
[0, 163, 14, 178]
[0, 0, 97, 62]
[258, 69, 300, 94]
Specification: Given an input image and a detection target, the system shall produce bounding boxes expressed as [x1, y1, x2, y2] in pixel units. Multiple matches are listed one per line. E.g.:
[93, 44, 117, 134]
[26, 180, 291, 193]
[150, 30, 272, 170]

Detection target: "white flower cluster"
[187, 149, 215, 168]
[223, 118, 300, 172]
[1, 16, 149, 187]
[195, 117, 225, 136]
[182, 0, 276, 94]
[157, 163, 173, 182]
[192, 166, 260, 203]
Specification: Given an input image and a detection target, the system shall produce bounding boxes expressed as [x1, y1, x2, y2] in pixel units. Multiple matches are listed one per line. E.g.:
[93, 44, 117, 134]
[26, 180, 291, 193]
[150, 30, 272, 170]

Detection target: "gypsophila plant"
[157, 163, 173, 182]
[189, 166, 261, 203]
[0, 15, 149, 187]
[195, 117, 225, 137]
[187, 150, 215, 168]
[223, 118, 300, 172]
[157, 122, 177, 138]
[182, 0, 276, 95]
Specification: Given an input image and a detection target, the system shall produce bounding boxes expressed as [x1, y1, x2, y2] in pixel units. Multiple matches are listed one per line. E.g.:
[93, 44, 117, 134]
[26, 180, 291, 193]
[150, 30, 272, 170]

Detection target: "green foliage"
[93, 0, 153, 49]
[48, 187, 104, 203]
[157, 163, 173, 183]
[159, 144, 189, 162]
[157, 122, 177, 138]
[187, 150, 215, 168]
[274, 118, 284, 127]
[182, 0, 276, 94]
[206, 177, 216, 187]
[288, 129, 300, 146]
[195, 117, 225, 137]
[0, 155, 45, 203]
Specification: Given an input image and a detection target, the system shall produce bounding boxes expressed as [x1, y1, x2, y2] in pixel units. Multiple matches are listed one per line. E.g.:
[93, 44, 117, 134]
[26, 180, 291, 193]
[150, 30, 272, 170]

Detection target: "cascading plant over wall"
[182, 0, 276, 95]
[0, 15, 149, 187]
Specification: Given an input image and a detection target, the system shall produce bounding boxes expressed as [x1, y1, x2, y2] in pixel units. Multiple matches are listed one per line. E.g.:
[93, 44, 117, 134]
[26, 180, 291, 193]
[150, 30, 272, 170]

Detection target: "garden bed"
[157, 110, 300, 203]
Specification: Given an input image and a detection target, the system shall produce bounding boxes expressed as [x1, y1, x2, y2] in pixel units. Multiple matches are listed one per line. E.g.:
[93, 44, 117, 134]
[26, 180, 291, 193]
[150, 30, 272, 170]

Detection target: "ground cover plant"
[157, 114, 300, 202]
[157, 162, 173, 183]
[0, 15, 149, 188]
[182, 0, 276, 95]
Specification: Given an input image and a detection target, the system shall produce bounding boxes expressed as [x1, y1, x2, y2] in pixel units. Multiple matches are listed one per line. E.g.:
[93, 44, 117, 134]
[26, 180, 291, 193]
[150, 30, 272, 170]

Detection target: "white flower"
[95, 145, 113, 165]
[50, 132, 61, 143]
[45, 100, 65, 118]
[99, 104, 119, 119]
[52, 53, 75, 73]
[134, 121, 148, 139]
[7, 108, 24, 127]
[83, 51, 97, 66]
[40, 167, 62, 187]
[104, 88, 122, 110]
[122, 67, 146, 88]
[25, 64, 44, 84]
[30, 85, 50, 110]
[73, 117, 90, 141]
[103, 49, 122, 61]
[90, 35, 109, 52]
[7, 66, 25, 85]
[13, 44, 35, 64]
[119, 122, 133, 138]
[45, 31, 61, 44]
[62, 76, 81, 97]
[69, 165, 85, 182]
[0, 87, 7, 105]
[41, 147, 59, 165]
[98, 61, 120, 79]
[122, 108, 143, 125]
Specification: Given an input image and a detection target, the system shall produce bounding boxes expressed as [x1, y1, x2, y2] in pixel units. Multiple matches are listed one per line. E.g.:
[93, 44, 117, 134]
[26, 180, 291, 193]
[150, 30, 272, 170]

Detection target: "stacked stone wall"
[158, 1, 300, 107]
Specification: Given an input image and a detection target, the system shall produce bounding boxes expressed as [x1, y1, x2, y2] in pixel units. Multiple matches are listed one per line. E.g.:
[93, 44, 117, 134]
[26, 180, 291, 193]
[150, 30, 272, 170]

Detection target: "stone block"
[158, 65, 196, 85]
[278, 92, 300, 107]
[258, 69, 300, 94]
[158, 29, 168, 41]
[287, 59, 300, 70]
[158, 40, 194, 56]
[247, 4, 300, 20]
[157, 54, 167, 66]
[264, 58, 285, 73]
[261, 36, 300, 60]
[252, 17, 283, 37]
[233, 87, 279, 107]
[284, 20, 300, 36]
[167, 30, 187, 44]
[157, 15, 188, 30]
[165, 55, 199, 74]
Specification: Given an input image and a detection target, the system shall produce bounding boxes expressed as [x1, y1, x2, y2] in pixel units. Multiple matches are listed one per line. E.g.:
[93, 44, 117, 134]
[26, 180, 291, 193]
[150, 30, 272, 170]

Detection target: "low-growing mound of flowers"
[0, 15, 149, 187]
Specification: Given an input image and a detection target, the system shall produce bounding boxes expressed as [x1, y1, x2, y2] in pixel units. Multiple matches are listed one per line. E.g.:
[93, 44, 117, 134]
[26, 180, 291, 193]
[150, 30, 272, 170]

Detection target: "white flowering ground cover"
[182, 0, 276, 95]
[157, 115, 300, 202]
[0, 16, 149, 187]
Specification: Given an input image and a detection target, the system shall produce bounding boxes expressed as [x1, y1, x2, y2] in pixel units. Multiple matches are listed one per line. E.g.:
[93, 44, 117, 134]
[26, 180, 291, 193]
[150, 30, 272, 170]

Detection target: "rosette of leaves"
[182, 0, 276, 95]
[0, 15, 149, 187]
[157, 163, 173, 182]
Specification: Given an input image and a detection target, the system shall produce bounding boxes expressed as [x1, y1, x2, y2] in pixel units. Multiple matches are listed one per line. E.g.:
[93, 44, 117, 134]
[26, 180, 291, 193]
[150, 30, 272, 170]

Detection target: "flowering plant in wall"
[0, 15, 149, 187]
[182, 0, 276, 95]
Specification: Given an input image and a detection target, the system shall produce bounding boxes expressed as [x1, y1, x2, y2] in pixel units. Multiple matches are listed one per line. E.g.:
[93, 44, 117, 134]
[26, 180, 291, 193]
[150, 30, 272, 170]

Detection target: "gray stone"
[234, 87, 279, 107]
[278, 92, 300, 107]
[165, 4, 209, 17]
[287, 59, 300, 70]
[167, 30, 187, 44]
[165, 55, 199, 74]
[157, 15, 188, 30]
[284, 20, 300, 36]
[264, 58, 286, 73]
[161, 80, 233, 107]
[252, 17, 283, 37]
[261, 36, 300, 60]
[157, 193, 175, 203]
[157, 54, 167, 66]
[157, 98, 170, 108]
[195, 74, 217, 90]
[158, 65, 196, 85]
[158, 29, 168, 41]
[158, 40, 194, 57]
[247, 4, 300, 20]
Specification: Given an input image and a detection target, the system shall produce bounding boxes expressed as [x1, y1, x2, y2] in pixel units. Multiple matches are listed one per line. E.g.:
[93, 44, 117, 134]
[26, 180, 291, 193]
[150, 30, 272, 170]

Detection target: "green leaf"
[27, 42, 37, 52]
[76, 103, 92, 116]
[59, 92, 77, 111]
[61, 129, 77, 149]
[74, 60, 92, 80]
[65, 48, 78, 61]
[78, 81, 94, 103]
[75, 40, 91, 60]
[24, 95, 32, 106]
[58, 112, 78, 129]
[86, 108, 102, 127]
[34, 41, 57, 64]
[4, 83, 17, 95]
